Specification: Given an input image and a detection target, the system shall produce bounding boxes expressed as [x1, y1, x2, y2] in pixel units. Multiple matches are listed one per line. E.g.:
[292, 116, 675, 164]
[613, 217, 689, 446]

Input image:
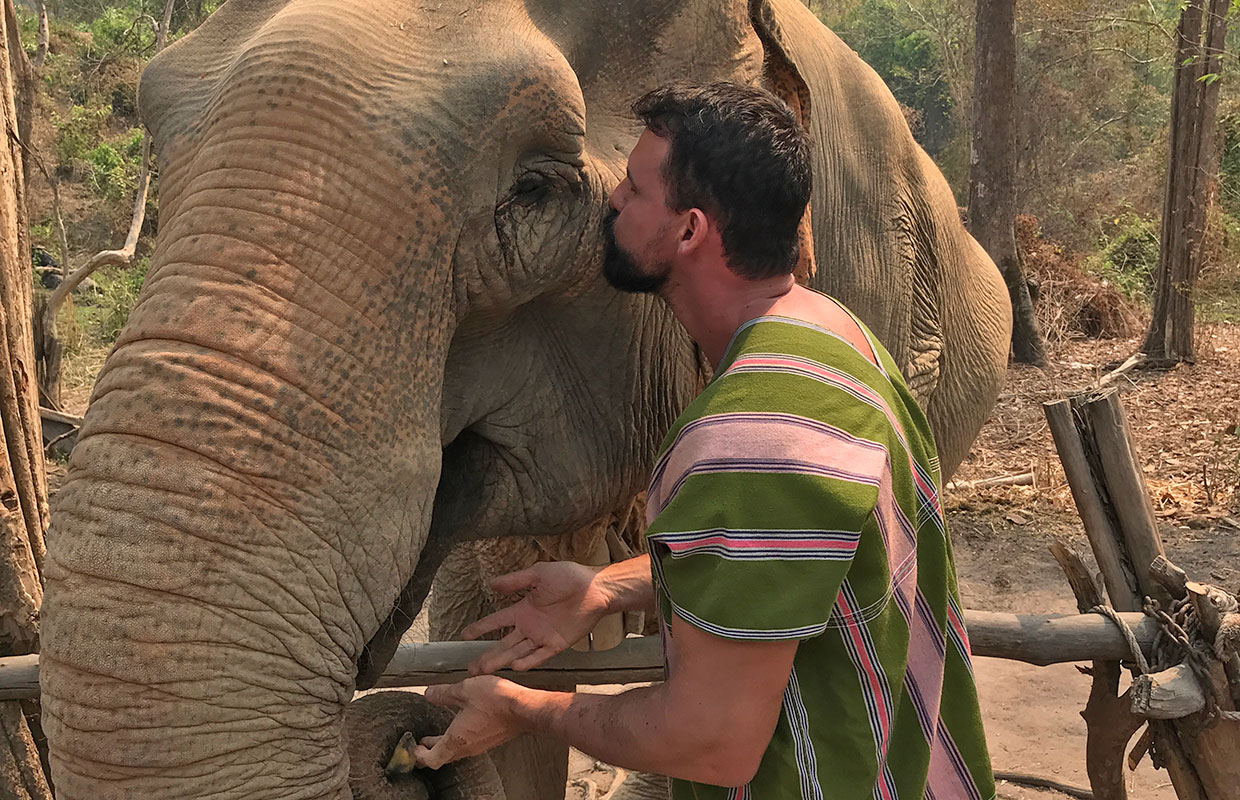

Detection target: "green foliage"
[1220, 112, 1240, 218]
[53, 99, 143, 201]
[73, 258, 149, 345]
[52, 102, 109, 166]
[83, 128, 143, 199]
[85, 142, 128, 199]
[84, 4, 155, 59]
[1084, 213, 1161, 301]
[30, 219, 55, 249]
[814, 0, 962, 155]
[15, 6, 40, 54]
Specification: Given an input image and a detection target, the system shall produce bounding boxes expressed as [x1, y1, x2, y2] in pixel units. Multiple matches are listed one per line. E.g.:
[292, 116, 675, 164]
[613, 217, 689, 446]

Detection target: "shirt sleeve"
[647, 457, 881, 642]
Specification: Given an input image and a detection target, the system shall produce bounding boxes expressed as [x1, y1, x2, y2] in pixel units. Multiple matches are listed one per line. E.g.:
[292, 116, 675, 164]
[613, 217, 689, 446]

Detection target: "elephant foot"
[344, 692, 506, 800]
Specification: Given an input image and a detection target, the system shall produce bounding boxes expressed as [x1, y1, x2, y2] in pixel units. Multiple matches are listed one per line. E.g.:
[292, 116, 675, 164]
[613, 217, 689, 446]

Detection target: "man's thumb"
[412, 737, 447, 770]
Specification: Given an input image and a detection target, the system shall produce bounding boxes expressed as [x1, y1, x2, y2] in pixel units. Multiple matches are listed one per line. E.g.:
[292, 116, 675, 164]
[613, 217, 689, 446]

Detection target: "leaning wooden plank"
[37, 406, 80, 456]
[1044, 399, 1141, 611]
[1078, 389, 1170, 607]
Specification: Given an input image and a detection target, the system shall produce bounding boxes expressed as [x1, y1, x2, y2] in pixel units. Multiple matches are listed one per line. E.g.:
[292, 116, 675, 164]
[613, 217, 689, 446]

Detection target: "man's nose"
[608, 180, 627, 213]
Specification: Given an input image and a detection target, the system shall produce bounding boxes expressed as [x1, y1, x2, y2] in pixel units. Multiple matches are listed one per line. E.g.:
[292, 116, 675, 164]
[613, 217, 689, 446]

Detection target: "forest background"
[13, 0, 1240, 414]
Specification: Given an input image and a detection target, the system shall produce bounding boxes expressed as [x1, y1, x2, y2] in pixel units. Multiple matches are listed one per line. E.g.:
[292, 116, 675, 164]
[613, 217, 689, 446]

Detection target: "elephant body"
[39, 1, 1010, 798]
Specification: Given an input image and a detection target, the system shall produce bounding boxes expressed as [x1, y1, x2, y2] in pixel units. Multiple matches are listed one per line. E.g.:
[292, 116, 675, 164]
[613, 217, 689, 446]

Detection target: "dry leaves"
[950, 324, 1240, 525]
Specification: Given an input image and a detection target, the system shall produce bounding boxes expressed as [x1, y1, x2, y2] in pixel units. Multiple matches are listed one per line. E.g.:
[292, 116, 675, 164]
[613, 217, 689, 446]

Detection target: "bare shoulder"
[766, 288, 877, 365]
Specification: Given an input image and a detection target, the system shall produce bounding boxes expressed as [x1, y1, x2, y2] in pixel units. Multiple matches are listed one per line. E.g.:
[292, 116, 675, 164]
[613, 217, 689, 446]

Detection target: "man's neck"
[659, 268, 799, 367]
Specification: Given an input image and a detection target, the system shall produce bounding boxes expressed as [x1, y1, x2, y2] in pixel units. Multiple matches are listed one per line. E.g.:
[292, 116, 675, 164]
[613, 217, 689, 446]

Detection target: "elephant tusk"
[384, 731, 420, 777]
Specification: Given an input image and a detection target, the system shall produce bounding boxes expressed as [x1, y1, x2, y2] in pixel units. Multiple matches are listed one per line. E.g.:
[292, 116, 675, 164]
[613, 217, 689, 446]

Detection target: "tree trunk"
[968, 0, 1045, 365]
[0, 2, 51, 798]
[1145, 0, 1228, 363]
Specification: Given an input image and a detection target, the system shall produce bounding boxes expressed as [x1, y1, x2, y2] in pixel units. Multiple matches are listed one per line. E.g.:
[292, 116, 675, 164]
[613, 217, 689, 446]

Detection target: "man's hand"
[463, 561, 612, 675]
[413, 677, 529, 769]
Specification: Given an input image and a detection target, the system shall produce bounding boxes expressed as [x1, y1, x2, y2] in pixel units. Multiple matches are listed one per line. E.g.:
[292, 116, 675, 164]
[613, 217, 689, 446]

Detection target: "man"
[413, 83, 996, 799]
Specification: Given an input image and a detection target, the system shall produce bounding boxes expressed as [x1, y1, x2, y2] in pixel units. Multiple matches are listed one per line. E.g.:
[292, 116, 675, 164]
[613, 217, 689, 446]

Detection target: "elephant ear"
[749, 1, 816, 285]
[747, 0, 946, 403]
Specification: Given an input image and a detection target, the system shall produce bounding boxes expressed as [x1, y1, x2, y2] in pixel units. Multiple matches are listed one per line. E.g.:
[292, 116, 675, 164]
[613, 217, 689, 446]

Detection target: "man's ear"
[678, 208, 711, 254]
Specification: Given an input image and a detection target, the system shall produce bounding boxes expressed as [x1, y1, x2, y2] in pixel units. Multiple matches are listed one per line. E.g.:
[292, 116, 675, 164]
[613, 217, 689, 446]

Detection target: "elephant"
[38, 0, 1011, 798]
[343, 692, 505, 800]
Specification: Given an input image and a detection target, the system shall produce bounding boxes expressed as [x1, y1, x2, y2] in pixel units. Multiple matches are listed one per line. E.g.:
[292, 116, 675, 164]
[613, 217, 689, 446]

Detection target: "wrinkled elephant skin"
[39, 1, 1011, 798]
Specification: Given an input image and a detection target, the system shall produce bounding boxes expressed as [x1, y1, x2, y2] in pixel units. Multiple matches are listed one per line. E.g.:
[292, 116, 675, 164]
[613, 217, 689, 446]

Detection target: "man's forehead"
[630, 129, 670, 181]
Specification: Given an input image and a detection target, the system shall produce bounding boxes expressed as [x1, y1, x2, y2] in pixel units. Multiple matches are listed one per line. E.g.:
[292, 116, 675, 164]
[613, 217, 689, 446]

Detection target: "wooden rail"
[0, 610, 1156, 700]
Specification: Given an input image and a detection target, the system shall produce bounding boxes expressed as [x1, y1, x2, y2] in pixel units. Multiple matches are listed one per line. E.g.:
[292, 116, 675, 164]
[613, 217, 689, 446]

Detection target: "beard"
[602, 210, 671, 294]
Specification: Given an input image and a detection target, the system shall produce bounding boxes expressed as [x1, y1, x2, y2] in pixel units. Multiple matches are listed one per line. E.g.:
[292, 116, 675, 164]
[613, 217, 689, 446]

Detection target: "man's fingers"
[423, 684, 463, 709]
[461, 607, 516, 642]
[511, 644, 559, 672]
[412, 736, 449, 770]
[469, 630, 527, 676]
[488, 567, 540, 595]
[472, 637, 540, 676]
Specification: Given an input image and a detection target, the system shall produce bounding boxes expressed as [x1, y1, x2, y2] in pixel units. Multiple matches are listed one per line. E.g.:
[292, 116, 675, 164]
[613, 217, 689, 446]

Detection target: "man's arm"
[463, 555, 655, 675]
[592, 553, 656, 614]
[417, 617, 798, 787]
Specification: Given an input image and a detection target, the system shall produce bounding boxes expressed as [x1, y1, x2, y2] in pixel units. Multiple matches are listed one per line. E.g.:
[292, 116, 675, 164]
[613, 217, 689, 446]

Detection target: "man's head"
[603, 82, 812, 294]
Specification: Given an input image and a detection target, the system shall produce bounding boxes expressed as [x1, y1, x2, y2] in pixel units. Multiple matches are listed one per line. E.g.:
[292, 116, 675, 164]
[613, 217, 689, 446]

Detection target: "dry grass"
[1016, 214, 1142, 345]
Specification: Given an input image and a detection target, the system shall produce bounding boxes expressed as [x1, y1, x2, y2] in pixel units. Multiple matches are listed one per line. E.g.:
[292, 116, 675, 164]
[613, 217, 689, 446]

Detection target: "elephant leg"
[607, 772, 670, 800]
[426, 541, 502, 643]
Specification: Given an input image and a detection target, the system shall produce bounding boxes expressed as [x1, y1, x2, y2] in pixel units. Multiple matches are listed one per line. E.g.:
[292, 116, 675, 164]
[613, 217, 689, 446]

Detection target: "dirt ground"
[560, 324, 1240, 799]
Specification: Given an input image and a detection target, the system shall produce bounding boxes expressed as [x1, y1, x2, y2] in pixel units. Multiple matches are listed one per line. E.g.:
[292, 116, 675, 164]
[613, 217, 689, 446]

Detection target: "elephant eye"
[500, 173, 550, 210]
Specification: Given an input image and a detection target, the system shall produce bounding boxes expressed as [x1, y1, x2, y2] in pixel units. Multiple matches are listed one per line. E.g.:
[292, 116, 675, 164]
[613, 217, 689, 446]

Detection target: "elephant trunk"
[344, 693, 505, 800]
[40, 129, 458, 797]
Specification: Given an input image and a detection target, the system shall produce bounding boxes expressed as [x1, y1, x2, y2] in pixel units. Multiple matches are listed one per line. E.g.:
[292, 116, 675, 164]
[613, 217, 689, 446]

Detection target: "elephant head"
[39, 1, 1009, 798]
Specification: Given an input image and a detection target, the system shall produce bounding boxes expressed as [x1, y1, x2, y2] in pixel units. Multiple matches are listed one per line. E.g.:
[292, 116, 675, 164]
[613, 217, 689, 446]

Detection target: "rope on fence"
[1141, 596, 1240, 728]
[1089, 604, 1149, 674]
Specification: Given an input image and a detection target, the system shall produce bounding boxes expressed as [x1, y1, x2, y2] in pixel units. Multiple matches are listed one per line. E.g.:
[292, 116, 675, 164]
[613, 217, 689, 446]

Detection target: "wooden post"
[1045, 389, 1240, 800]
[1077, 391, 1170, 608]
[1049, 541, 1143, 800]
[1045, 399, 1141, 611]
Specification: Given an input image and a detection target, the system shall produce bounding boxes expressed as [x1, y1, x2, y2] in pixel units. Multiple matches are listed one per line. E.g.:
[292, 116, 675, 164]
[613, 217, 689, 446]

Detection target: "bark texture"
[1145, 0, 1228, 363]
[0, 2, 52, 798]
[968, 0, 1045, 365]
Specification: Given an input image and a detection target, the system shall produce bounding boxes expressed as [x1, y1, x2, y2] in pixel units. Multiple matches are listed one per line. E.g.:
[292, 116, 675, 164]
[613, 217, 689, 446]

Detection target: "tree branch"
[40, 0, 172, 358]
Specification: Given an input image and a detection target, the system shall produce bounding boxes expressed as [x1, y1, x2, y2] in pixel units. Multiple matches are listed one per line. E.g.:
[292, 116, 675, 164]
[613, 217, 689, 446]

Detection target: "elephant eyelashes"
[498, 174, 551, 211]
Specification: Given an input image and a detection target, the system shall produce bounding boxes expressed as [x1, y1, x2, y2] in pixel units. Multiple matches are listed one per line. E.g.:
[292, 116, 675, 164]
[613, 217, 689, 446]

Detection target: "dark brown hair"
[633, 82, 812, 280]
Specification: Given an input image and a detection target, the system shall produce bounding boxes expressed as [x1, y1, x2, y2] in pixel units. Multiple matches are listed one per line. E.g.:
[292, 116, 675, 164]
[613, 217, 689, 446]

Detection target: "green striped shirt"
[646, 314, 995, 800]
